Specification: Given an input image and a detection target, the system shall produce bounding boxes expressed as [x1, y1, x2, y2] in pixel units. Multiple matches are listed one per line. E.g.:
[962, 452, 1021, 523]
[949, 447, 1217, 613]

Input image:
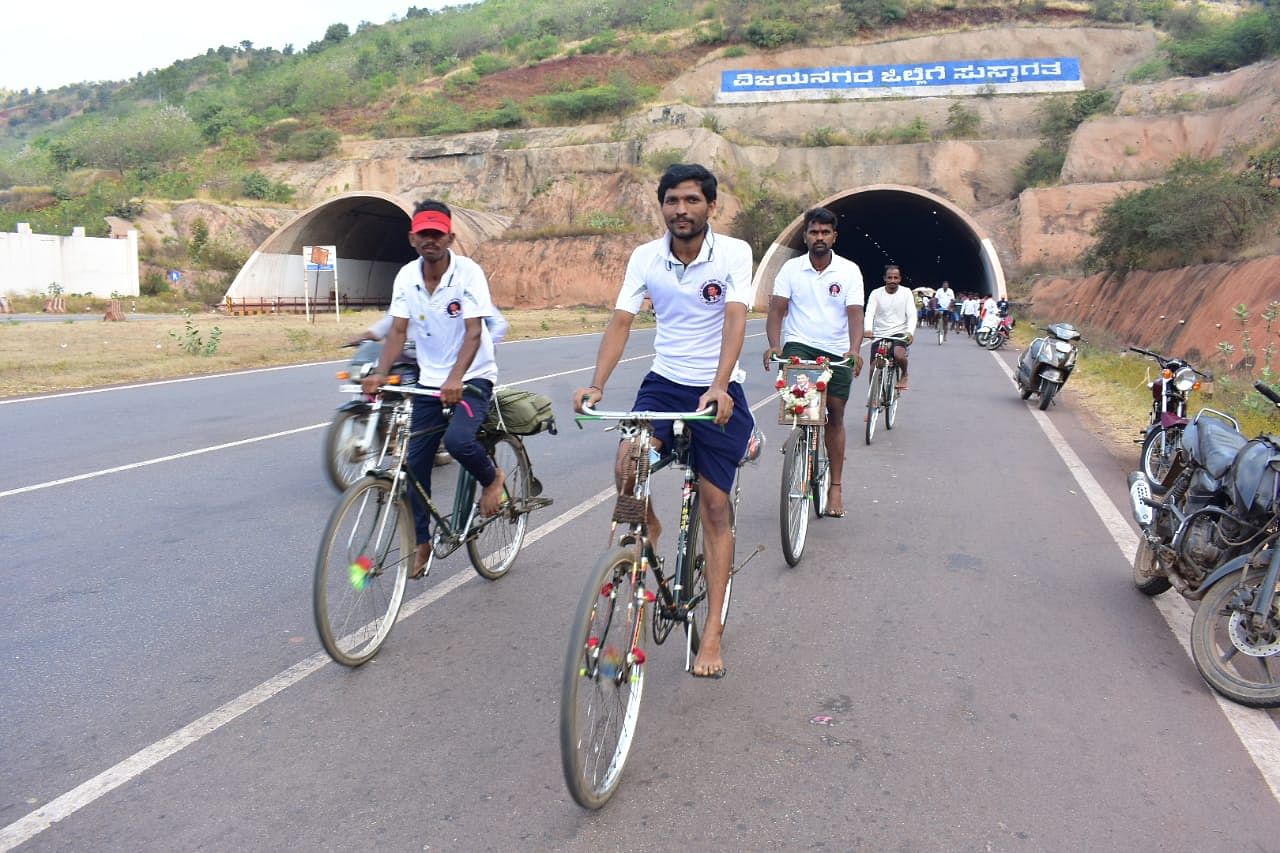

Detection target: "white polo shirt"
[772, 251, 865, 355]
[388, 251, 498, 387]
[936, 287, 955, 311]
[863, 285, 919, 339]
[615, 228, 754, 386]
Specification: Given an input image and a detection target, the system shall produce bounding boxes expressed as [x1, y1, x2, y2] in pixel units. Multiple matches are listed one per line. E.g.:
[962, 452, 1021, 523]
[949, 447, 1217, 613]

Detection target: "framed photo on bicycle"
[777, 366, 828, 426]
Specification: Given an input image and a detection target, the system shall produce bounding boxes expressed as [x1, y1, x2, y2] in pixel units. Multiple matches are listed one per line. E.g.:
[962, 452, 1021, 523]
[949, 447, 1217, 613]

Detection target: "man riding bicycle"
[935, 280, 956, 338]
[573, 163, 754, 680]
[863, 264, 917, 391]
[763, 206, 865, 518]
[361, 199, 507, 579]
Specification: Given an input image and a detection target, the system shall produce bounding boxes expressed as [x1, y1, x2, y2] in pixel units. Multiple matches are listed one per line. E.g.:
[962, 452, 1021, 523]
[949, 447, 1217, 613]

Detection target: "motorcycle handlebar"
[1255, 381, 1280, 407]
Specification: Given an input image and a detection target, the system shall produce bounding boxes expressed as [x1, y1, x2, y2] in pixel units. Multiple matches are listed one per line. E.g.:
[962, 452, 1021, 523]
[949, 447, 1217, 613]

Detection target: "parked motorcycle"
[324, 341, 418, 491]
[1014, 322, 1080, 410]
[1128, 381, 1280, 707]
[1128, 346, 1209, 493]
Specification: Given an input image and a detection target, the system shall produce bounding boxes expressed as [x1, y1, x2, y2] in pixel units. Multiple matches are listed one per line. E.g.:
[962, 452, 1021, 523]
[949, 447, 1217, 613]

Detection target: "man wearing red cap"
[363, 199, 505, 578]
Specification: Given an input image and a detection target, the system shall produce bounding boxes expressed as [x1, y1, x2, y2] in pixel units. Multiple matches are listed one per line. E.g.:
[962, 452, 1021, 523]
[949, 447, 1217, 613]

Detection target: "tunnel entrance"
[752, 185, 1005, 308]
[224, 192, 511, 307]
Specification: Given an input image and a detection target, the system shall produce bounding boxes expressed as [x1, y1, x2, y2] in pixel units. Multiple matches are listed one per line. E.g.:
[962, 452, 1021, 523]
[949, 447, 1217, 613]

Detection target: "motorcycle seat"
[1226, 438, 1280, 517]
[1189, 417, 1248, 478]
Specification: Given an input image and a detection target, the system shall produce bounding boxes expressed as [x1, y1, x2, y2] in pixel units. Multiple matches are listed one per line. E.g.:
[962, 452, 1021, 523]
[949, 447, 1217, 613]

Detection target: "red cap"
[410, 210, 452, 234]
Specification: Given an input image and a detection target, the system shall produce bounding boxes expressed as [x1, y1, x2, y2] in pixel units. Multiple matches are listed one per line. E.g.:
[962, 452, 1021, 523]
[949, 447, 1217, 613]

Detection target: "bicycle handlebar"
[768, 355, 855, 367]
[574, 401, 716, 427]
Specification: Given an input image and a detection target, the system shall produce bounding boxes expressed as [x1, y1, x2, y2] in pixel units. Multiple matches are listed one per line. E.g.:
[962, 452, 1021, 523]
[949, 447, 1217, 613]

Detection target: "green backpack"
[485, 387, 557, 436]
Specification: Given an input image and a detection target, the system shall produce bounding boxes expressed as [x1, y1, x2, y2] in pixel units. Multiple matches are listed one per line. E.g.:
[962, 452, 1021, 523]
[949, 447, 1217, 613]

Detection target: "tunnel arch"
[225, 192, 509, 305]
[751, 185, 1006, 309]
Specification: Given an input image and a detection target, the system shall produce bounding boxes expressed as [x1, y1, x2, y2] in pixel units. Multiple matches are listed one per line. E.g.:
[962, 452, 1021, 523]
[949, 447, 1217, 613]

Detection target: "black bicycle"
[314, 383, 551, 667]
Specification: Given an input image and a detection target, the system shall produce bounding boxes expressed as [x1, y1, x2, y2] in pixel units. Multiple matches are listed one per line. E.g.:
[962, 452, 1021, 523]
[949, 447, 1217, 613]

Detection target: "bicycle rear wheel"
[885, 368, 899, 430]
[812, 428, 830, 519]
[466, 434, 531, 580]
[865, 366, 882, 445]
[685, 492, 733, 655]
[561, 547, 647, 809]
[314, 476, 412, 666]
[779, 430, 811, 567]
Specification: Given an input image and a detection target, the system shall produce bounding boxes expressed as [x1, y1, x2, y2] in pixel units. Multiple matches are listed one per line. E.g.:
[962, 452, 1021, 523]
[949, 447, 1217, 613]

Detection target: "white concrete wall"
[225, 252, 401, 302]
[0, 224, 139, 297]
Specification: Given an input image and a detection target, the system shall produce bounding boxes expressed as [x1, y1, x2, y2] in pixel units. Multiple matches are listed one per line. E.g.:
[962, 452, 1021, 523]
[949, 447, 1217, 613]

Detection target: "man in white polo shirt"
[863, 264, 917, 390]
[763, 206, 865, 518]
[573, 163, 754, 680]
[362, 199, 505, 578]
[935, 279, 956, 339]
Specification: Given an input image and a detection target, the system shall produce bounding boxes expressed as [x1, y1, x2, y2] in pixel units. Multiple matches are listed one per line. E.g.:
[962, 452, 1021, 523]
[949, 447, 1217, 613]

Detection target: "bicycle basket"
[484, 387, 557, 436]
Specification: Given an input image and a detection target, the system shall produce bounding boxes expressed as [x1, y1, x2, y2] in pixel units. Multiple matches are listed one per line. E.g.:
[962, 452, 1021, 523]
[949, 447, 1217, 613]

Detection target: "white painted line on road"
[0, 388, 778, 850]
[0, 425, 327, 499]
[988, 350, 1280, 805]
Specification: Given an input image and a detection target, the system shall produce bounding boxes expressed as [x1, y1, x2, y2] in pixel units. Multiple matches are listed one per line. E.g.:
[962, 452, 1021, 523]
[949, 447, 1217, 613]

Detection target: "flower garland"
[775, 355, 833, 418]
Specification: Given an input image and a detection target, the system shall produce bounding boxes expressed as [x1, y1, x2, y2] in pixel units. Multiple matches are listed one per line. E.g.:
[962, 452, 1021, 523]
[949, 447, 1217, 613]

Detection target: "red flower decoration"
[816, 356, 827, 364]
[793, 404, 805, 414]
[789, 356, 800, 364]
[775, 378, 785, 389]
[791, 386, 806, 398]
[816, 381, 827, 391]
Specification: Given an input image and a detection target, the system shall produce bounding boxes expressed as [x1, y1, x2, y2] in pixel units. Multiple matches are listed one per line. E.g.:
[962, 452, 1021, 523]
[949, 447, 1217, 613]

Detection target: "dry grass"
[0, 308, 647, 398]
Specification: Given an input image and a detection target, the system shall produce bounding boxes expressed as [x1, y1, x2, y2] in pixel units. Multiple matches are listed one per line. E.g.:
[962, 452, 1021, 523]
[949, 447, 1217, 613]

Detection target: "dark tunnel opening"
[797, 190, 995, 300]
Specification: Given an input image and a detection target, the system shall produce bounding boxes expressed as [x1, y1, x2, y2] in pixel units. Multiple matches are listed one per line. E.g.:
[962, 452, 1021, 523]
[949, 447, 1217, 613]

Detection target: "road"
[2, 319, 1278, 851]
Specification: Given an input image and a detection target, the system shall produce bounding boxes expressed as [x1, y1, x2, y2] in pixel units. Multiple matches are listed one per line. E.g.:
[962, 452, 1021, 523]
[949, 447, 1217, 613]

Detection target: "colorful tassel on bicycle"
[348, 555, 374, 590]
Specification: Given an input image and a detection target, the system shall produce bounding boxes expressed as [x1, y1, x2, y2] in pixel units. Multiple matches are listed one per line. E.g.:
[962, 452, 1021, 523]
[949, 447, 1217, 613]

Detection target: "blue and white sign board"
[717, 57, 1082, 103]
[167, 269, 181, 282]
[303, 245, 337, 272]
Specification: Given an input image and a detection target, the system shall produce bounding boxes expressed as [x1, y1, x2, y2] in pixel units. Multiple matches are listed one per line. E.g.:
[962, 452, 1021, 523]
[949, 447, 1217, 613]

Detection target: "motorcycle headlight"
[1173, 366, 1196, 392]
[1053, 340, 1073, 355]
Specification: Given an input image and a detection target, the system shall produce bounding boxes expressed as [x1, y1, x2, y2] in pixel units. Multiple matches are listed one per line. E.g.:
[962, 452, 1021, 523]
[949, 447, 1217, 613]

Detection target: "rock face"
[1027, 257, 1280, 366]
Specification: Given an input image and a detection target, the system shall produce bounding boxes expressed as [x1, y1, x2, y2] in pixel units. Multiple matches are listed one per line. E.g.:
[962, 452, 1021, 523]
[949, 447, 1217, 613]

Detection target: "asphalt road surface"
[2, 319, 1278, 851]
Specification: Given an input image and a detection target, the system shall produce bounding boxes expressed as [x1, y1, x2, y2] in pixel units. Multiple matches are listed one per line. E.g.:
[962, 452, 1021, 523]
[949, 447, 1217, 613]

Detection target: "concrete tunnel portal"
[754, 185, 1005, 307]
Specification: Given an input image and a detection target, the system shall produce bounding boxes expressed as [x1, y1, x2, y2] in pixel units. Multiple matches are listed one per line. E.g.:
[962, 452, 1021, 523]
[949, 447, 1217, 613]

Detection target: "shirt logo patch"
[699, 280, 725, 304]
[444, 299, 463, 318]
[828, 283, 843, 297]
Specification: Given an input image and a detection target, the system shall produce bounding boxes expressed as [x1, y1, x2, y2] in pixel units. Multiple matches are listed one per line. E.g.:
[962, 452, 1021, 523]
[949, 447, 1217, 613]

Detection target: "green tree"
[62, 107, 202, 174]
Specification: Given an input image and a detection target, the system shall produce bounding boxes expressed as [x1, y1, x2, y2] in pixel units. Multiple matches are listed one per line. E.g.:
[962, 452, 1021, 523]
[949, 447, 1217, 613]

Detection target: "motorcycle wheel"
[1037, 380, 1058, 411]
[1189, 560, 1280, 708]
[975, 329, 992, 347]
[1132, 536, 1172, 596]
[1139, 426, 1182, 496]
[323, 409, 381, 492]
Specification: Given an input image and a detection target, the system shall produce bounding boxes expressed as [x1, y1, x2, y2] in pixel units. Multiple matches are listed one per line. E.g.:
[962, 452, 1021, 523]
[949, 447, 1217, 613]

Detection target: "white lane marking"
[989, 350, 1280, 803]
[0, 354, 655, 500]
[0, 425, 326, 499]
[1, 388, 777, 849]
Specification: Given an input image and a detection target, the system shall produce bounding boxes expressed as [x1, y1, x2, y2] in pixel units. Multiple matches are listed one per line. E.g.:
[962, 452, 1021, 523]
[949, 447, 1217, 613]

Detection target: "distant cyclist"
[935, 280, 955, 338]
[863, 264, 917, 391]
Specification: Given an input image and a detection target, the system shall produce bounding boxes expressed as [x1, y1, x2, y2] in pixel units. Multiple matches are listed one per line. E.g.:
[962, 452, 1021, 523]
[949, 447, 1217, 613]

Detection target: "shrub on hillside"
[1164, 6, 1280, 76]
[1084, 157, 1279, 271]
[279, 128, 339, 161]
[729, 191, 804, 261]
[744, 19, 805, 49]
[840, 0, 907, 30]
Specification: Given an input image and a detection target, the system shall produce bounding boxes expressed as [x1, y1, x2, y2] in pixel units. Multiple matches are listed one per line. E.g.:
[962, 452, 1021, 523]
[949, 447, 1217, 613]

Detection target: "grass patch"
[0, 309, 655, 398]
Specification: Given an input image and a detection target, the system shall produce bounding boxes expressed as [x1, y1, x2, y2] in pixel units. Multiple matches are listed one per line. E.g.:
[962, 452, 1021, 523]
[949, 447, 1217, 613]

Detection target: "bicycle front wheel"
[314, 476, 412, 666]
[561, 547, 647, 809]
[779, 430, 810, 567]
[466, 434, 531, 580]
[685, 492, 733, 654]
[865, 367, 882, 445]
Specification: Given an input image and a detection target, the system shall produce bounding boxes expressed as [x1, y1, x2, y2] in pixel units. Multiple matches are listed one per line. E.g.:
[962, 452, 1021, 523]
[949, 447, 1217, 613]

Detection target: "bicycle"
[314, 383, 552, 667]
[770, 354, 854, 566]
[864, 334, 910, 445]
[559, 402, 759, 809]
[937, 311, 948, 345]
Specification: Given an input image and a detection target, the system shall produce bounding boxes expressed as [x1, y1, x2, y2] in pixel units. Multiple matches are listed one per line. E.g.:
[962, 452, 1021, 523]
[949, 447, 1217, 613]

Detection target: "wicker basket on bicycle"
[775, 361, 832, 426]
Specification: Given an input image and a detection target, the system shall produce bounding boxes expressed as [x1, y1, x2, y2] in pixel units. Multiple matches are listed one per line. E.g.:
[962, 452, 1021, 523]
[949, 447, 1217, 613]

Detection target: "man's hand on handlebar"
[763, 347, 781, 371]
[361, 373, 386, 395]
[440, 377, 465, 407]
[573, 385, 603, 414]
[845, 351, 863, 377]
[697, 385, 732, 426]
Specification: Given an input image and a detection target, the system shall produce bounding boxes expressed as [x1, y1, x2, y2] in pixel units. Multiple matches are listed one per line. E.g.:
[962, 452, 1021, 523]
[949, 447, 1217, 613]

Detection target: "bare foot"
[826, 483, 845, 518]
[480, 467, 506, 517]
[895, 377, 910, 391]
[410, 543, 431, 579]
[691, 628, 725, 678]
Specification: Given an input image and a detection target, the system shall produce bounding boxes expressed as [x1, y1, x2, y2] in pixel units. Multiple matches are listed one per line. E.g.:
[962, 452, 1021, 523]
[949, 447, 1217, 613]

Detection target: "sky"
[1, 1, 457, 92]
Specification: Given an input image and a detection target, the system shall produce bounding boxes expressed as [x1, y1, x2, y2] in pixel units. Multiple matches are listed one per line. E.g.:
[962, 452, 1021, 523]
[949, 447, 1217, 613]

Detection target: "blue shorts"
[632, 372, 753, 494]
